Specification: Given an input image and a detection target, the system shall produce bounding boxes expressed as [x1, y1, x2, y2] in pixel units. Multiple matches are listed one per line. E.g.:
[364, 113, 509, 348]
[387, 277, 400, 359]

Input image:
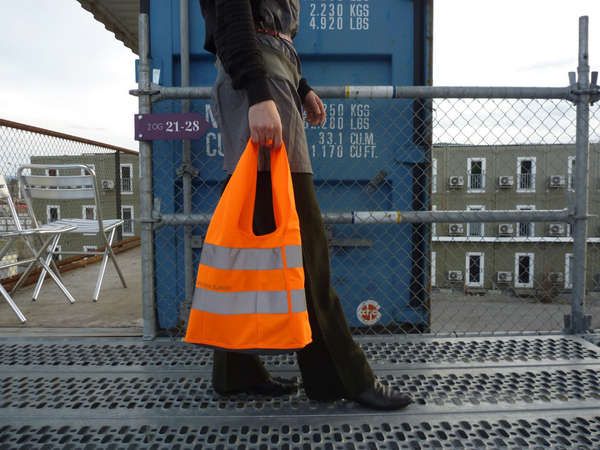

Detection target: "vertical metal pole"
[139, 0, 157, 339]
[180, 0, 194, 314]
[570, 16, 591, 334]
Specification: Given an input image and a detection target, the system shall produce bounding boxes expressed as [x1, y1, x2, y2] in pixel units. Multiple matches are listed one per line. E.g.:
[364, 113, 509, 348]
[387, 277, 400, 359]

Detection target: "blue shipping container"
[149, 0, 432, 332]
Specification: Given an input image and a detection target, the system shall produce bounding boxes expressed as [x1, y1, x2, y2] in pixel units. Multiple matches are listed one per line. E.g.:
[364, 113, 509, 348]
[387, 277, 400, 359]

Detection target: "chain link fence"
[0, 119, 140, 325]
[149, 95, 599, 337]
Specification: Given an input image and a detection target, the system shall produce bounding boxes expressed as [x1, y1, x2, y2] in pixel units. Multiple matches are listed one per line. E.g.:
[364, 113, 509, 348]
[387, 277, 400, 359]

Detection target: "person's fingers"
[250, 128, 260, 145]
[273, 123, 282, 149]
[259, 127, 269, 148]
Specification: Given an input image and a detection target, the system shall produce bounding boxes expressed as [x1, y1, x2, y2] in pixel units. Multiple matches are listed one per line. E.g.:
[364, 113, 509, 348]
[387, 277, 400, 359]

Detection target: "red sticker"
[356, 300, 381, 326]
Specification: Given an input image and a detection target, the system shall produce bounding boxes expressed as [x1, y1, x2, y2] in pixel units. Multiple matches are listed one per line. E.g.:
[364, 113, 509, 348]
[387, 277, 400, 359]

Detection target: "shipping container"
[148, 0, 433, 332]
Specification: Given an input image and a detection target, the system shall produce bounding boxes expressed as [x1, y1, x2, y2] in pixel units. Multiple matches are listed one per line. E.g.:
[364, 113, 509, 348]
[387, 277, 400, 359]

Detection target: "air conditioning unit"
[498, 176, 514, 188]
[101, 179, 115, 190]
[447, 270, 464, 282]
[547, 272, 565, 284]
[548, 223, 565, 236]
[498, 223, 514, 236]
[549, 175, 566, 188]
[496, 271, 513, 283]
[448, 176, 464, 189]
[448, 223, 465, 235]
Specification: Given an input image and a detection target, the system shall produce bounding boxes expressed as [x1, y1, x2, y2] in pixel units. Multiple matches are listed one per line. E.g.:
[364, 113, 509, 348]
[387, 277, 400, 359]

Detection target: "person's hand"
[303, 90, 326, 126]
[249, 100, 282, 149]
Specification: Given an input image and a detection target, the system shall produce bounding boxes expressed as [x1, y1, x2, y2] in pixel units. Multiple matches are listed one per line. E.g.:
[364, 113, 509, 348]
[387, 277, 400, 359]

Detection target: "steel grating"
[583, 333, 600, 348]
[1, 336, 599, 370]
[1, 416, 600, 449]
[2, 335, 600, 449]
[2, 367, 600, 413]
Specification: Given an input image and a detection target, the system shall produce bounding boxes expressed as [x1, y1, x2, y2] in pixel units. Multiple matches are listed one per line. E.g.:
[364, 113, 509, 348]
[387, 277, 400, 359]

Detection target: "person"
[199, 0, 413, 410]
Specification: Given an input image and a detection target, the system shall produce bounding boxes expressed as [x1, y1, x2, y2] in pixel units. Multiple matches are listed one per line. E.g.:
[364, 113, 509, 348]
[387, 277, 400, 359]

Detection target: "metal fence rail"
[136, 13, 600, 339]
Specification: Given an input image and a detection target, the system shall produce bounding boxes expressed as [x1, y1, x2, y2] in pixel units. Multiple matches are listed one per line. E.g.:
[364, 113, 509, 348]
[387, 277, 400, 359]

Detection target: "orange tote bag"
[184, 139, 312, 352]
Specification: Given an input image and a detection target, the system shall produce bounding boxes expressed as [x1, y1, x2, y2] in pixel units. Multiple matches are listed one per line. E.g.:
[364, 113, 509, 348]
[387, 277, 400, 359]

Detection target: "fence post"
[569, 16, 592, 334]
[180, 0, 195, 318]
[138, 0, 157, 339]
[115, 150, 123, 242]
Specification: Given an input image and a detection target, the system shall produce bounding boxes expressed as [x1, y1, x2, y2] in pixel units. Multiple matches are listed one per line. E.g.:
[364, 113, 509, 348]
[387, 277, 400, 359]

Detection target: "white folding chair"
[0, 175, 76, 322]
[17, 164, 127, 302]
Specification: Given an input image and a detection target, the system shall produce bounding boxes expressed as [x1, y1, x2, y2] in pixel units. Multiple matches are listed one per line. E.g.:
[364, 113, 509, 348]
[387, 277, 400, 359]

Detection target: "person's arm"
[215, 0, 282, 148]
[214, 0, 272, 106]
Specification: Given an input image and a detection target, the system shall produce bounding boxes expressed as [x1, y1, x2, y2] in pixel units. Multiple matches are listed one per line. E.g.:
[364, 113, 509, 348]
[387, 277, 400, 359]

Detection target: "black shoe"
[272, 376, 300, 387]
[352, 381, 413, 410]
[214, 377, 298, 397]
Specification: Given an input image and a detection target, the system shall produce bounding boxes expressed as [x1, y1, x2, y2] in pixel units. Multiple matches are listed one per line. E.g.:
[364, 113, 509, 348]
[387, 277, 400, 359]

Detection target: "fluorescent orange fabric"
[184, 140, 312, 351]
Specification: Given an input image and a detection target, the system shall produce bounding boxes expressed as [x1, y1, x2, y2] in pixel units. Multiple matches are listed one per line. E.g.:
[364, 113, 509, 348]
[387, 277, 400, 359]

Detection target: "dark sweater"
[199, 0, 312, 106]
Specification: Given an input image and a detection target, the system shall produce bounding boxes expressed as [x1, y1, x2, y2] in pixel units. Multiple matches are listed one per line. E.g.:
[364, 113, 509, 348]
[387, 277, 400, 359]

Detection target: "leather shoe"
[214, 377, 298, 397]
[352, 381, 413, 410]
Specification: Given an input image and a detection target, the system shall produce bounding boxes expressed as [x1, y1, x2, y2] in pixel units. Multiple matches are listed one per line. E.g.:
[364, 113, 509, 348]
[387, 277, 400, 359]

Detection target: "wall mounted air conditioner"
[447, 270, 464, 282]
[496, 271, 513, 283]
[448, 176, 464, 189]
[448, 223, 465, 235]
[498, 176, 514, 188]
[101, 179, 115, 190]
[549, 175, 566, 188]
[498, 223, 514, 236]
[547, 272, 565, 284]
[548, 223, 565, 236]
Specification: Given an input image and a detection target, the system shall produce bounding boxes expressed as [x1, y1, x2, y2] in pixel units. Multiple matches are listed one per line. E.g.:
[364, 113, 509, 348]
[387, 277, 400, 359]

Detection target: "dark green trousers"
[213, 172, 375, 400]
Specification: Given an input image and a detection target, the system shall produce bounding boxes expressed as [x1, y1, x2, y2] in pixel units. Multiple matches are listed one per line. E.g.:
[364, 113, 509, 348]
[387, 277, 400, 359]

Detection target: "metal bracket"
[567, 71, 600, 103]
[138, 216, 161, 224]
[140, 198, 163, 225]
[129, 88, 160, 97]
[176, 163, 199, 178]
[563, 313, 592, 334]
[590, 71, 599, 105]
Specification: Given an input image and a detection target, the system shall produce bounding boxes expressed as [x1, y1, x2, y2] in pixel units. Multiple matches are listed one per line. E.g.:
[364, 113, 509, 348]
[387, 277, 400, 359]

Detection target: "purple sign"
[135, 113, 211, 141]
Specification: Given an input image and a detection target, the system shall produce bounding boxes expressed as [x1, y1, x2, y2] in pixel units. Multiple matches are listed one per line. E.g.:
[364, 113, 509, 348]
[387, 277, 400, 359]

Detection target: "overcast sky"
[0, 0, 599, 150]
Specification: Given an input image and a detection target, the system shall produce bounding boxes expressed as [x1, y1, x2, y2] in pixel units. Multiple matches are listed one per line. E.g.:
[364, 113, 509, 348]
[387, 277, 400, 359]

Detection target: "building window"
[83, 245, 97, 253]
[565, 253, 574, 289]
[82, 205, 97, 220]
[466, 252, 484, 287]
[46, 205, 60, 223]
[467, 158, 486, 192]
[515, 253, 534, 288]
[431, 251, 437, 287]
[432, 159, 438, 194]
[517, 157, 536, 192]
[467, 205, 485, 237]
[431, 205, 437, 236]
[81, 164, 95, 176]
[120, 164, 133, 194]
[121, 205, 135, 236]
[568, 156, 575, 191]
[516, 205, 535, 237]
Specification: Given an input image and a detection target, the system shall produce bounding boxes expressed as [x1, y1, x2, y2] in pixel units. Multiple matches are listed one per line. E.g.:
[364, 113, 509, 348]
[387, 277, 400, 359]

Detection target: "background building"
[29, 152, 139, 255]
[431, 143, 600, 294]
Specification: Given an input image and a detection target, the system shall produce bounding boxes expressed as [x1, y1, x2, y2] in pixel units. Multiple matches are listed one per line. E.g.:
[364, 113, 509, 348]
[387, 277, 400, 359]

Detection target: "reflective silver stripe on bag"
[284, 245, 303, 269]
[192, 288, 307, 314]
[201, 244, 303, 270]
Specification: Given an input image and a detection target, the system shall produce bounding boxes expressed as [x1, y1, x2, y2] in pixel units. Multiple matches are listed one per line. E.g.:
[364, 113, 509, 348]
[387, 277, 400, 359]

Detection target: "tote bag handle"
[206, 140, 298, 245]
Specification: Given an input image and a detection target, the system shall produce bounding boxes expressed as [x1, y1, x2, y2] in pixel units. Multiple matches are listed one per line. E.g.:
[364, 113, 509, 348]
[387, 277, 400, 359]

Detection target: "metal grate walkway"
[1, 334, 599, 449]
